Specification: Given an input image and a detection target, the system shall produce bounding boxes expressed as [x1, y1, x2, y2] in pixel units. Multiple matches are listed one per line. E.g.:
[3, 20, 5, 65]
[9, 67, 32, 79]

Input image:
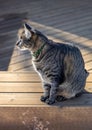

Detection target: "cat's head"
[16, 23, 48, 51]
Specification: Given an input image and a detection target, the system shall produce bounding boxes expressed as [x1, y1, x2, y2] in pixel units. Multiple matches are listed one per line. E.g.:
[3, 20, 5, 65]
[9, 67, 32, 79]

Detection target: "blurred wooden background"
[0, 0, 92, 72]
[0, 0, 92, 129]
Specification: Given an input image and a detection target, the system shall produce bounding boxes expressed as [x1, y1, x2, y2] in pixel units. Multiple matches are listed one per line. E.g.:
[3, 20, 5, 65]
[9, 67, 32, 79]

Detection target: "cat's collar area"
[32, 43, 46, 58]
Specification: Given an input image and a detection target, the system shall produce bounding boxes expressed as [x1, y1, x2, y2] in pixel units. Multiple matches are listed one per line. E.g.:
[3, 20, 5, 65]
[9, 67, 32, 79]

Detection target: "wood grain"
[0, 0, 92, 72]
[0, 72, 91, 81]
[0, 93, 91, 106]
[0, 1, 92, 130]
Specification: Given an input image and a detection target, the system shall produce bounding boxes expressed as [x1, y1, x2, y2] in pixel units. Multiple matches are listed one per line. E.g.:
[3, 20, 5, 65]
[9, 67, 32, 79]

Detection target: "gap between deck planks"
[0, 72, 91, 106]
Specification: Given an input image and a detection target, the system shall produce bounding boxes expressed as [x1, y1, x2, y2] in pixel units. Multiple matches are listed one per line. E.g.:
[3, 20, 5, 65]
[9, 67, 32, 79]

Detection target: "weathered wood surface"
[0, 0, 92, 129]
[0, 72, 91, 106]
[0, 0, 92, 72]
[0, 107, 92, 130]
[0, 0, 92, 106]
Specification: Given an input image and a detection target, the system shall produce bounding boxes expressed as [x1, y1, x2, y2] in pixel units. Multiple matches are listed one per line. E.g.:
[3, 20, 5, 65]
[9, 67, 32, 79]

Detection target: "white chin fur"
[17, 46, 28, 51]
[21, 48, 28, 51]
[20, 47, 28, 51]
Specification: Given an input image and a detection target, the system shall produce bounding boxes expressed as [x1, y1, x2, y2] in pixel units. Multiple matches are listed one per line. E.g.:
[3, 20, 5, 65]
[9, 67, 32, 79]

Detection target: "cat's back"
[51, 41, 81, 56]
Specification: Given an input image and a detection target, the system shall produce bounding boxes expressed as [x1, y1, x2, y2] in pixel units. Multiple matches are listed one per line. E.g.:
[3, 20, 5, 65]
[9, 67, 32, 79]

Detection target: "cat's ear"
[24, 23, 36, 33]
[24, 23, 36, 39]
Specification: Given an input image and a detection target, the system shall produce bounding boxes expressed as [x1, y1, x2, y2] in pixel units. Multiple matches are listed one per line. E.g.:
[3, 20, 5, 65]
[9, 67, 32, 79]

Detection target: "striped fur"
[16, 23, 89, 105]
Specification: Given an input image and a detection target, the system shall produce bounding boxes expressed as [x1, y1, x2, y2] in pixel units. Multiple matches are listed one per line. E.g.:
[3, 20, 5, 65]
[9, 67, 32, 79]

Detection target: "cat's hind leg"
[56, 92, 82, 102]
[56, 95, 67, 102]
[57, 89, 83, 102]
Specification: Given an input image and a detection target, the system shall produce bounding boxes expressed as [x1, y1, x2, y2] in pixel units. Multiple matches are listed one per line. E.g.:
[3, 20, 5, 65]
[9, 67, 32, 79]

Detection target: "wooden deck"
[0, 0, 92, 72]
[0, 0, 92, 105]
[0, 72, 91, 106]
[0, 0, 92, 129]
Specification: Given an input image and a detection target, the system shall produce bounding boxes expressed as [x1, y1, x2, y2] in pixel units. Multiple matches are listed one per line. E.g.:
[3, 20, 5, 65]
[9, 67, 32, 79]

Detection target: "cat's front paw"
[45, 98, 55, 105]
[40, 95, 49, 102]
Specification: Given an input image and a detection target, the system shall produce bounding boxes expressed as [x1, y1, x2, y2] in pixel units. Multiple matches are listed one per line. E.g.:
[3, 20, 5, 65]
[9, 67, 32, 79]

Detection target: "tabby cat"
[16, 22, 89, 105]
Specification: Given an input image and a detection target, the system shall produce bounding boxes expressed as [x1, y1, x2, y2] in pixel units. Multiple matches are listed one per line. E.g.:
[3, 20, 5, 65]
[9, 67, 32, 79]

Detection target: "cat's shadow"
[51, 91, 92, 107]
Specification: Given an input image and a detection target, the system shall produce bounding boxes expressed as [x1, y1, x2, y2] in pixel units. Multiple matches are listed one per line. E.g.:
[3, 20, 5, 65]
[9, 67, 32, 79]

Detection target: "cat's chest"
[32, 61, 42, 72]
[32, 61, 50, 82]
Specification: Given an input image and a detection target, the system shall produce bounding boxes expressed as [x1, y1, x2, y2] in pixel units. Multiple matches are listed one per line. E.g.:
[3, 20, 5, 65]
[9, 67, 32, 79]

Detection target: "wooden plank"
[0, 72, 91, 82]
[0, 31, 91, 72]
[29, 21, 92, 47]
[8, 60, 33, 71]
[0, 107, 92, 130]
[11, 48, 30, 57]
[0, 82, 91, 93]
[0, 53, 31, 65]
[0, 43, 14, 53]
[55, 93, 92, 107]
[0, 93, 43, 105]
[0, 83, 42, 92]
[0, 48, 29, 59]
[15, 66, 35, 72]
[88, 69, 92, 73]
[81, 48, 92, 55]
[85, 83, 92, 92]
[63, 24, 92, 35]
[85, 62, 92, 71]
[0, 93, 91, 106]
[0, 72, 41, 82]
[58, 20, 92, 33]
[83, 52, 92, 62]
[86, 73, 92, 82]
[0, 0, 92, 73]
[40, 11, 92, 27]
[17, 66, 34, 71]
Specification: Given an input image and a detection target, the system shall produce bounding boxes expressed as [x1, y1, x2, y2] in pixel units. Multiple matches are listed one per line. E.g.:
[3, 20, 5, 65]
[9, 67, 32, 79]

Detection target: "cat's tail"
[58, 71, 90, 99]
[58, 69, 89, 99]
[58, 82, 77, 99]
[58, 82, 89, 100]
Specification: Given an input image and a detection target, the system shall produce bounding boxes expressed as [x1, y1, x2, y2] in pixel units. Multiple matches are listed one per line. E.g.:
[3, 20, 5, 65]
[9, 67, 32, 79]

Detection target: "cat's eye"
[20, 36, 22, 39]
